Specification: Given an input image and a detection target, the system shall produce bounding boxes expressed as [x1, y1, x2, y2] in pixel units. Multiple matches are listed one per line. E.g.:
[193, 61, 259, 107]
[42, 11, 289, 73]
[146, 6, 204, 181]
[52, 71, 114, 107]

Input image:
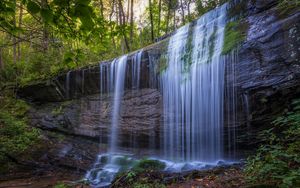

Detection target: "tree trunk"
[165, 0, 171, 34]
[17, 2, 23, 60]
[0, 48, 3, 70]
[173, 9, 176, 30]
[41, 0, 49, 51]
[99, 0, 104, 18]
[187, 0, 191, 21]
[130, 0, 134, 46]
[126, 0, 130, 22]
[118, 0, 130, 52]
[180, 0, 185, 24]
[149, 0, 154, 42]
[13, 0, 17, 64]
[157, 0, 162, 36]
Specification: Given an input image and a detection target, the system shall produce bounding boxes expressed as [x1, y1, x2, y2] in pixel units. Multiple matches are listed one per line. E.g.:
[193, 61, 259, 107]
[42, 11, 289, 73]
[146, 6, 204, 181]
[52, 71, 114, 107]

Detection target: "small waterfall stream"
[85, 56, 129, 187]
[109, 56, 128, 154]
[85, 2, 238, 187]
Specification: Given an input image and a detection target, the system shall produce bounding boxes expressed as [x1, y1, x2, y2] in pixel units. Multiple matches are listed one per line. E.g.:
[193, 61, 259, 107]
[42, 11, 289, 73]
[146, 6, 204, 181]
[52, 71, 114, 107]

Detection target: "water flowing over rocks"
[15, 0, 300, 180]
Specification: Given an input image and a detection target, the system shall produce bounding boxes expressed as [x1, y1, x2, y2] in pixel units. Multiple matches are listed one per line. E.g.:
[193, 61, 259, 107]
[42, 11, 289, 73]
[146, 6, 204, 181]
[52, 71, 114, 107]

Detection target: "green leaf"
[27, 0, 40, 14]
[76, 0, 91, 6]
[40, 8, 53, 23]
[53, 0, 69, 7]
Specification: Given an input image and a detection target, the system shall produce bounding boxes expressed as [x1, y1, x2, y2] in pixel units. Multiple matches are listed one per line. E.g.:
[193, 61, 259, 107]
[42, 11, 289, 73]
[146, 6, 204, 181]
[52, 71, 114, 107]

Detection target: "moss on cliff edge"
[222, 20, 248, 55]
[276, 0, 300, 17]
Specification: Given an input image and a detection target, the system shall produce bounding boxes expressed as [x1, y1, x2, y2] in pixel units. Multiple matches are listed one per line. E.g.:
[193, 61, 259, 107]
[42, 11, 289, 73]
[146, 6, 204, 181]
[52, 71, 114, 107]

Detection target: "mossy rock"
[157, 54, 168, 74]
[275, 0, 300, 18]
[132, 159, 166, 173]
[222, 20, 248, 54]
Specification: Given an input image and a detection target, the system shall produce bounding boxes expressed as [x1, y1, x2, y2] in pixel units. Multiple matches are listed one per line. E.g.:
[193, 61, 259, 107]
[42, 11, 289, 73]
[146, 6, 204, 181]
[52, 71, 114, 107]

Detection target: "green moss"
[52, 106, 63, 116]
[54, 183, 69, 188]
[208, 25, 218, 61]
[181, 27, 194, 73]
[0, 97, 40, 171]
[222, 20, 248, 55]
[276, 0, 300, 17]
[47, 131, 66, 142]
[132, 159, 166, 173]
[158, 54, 168, 74]
[51, 101, 71, 116]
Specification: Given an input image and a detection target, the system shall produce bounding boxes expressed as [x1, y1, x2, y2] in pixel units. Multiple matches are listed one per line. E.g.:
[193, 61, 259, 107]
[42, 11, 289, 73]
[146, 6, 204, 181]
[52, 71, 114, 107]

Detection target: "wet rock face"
[18, 0, 300, 159]
[235, 0, 300, 149]
[30, 89, 162, 148]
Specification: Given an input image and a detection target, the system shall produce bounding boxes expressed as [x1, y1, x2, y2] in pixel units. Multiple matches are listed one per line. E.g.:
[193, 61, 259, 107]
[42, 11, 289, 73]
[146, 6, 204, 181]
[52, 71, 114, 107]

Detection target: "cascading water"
[129, 50, 143, 150]
[132, 50, 143, 90]
[85, 56, 129, 187]
[109, 56, 127, 154]
[160, 3, 228, 162]
[86, 2, 238, 186]
[224, 50, 238, 159]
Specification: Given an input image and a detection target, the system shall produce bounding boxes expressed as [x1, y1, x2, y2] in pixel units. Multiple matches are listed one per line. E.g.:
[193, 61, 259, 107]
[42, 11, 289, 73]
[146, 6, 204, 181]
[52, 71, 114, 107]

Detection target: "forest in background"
[0, 0, 225, 88]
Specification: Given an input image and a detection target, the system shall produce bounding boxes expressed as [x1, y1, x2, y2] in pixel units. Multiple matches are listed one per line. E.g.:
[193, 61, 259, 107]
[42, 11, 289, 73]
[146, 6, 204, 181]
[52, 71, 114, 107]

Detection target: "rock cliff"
[16, 0, 300, 170]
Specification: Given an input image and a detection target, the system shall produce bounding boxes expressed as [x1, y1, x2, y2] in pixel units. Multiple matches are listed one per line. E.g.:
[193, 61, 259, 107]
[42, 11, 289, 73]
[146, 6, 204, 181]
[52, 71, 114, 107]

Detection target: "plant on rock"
[245, 98, 300, 187]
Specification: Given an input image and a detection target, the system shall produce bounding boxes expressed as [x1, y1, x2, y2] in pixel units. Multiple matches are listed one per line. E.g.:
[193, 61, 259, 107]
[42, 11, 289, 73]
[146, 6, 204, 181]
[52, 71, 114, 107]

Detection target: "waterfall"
[160, 3, 228, 162]
[225, 50, 238, 159]
[85, 56, 128, 186]
[85, 2, 239, 186]
[132, 50, 143, 90]
[129, 51, 143, 150]
[109, 56, 128, 154]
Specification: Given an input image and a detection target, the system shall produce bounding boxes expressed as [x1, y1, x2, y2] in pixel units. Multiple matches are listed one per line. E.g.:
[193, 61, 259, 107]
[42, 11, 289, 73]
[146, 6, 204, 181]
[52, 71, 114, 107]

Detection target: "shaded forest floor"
[0, 170, 83, 188]
[167, 166, 245, 188]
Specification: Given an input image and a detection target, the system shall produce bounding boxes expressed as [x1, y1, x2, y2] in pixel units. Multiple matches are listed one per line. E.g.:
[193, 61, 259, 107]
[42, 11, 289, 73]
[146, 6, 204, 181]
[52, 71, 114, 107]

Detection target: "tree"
[129, 0, 134, 45]
[179, 0, 185, 24]
[118, 0, 130, 52]
[157, 0, 162, 36]
[149, 0, 155, 42]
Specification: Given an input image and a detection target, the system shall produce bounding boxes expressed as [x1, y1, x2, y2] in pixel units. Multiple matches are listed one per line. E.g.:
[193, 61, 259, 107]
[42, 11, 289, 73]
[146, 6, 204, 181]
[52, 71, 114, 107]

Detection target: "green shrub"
[245, 99, 300, 188]
[0, 97, 40, 168]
